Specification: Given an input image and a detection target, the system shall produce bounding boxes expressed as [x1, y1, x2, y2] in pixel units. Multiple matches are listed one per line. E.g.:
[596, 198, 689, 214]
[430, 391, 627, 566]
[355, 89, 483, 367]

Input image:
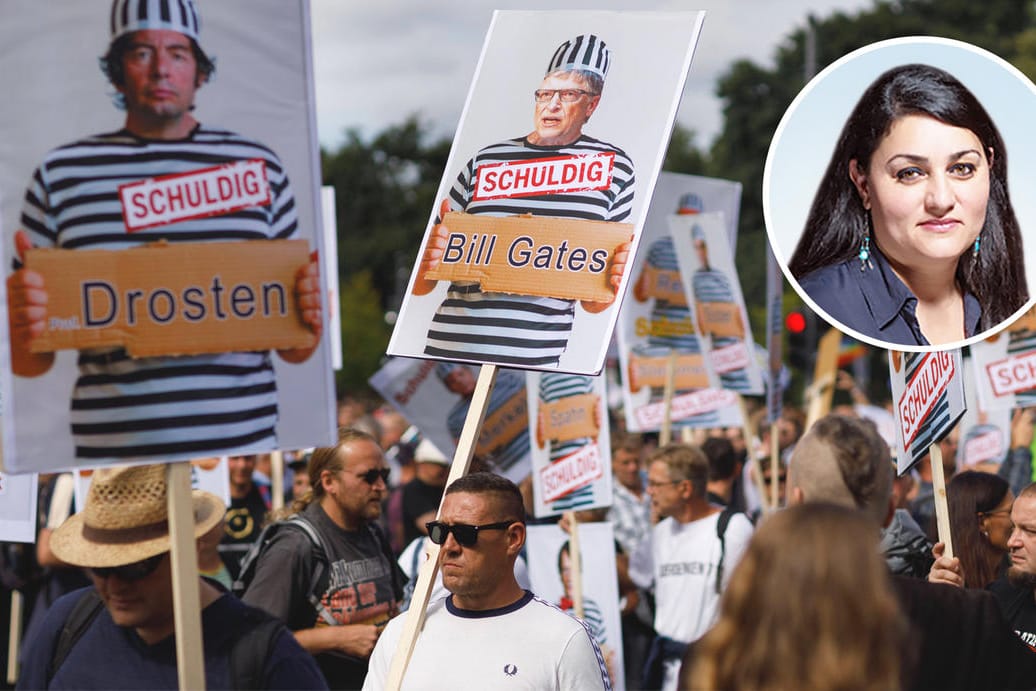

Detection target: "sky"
[310, 0, 875, 151]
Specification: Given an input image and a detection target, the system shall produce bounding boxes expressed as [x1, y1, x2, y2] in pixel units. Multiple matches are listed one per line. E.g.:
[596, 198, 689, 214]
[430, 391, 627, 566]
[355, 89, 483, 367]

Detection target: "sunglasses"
[89, 553, 165, 581]
[357, 468, 391, 485]
[426, 520, 515, 547]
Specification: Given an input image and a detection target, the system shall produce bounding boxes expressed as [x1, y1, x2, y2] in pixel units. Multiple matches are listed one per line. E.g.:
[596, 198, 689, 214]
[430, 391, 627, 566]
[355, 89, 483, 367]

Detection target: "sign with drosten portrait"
[387, 11, 706, 375]
[0, 0, 336, 472]
[889, 349, 967, 474]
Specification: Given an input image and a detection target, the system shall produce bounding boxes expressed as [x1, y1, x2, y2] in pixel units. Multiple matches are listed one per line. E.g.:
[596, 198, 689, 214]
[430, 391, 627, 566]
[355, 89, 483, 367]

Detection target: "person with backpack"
[627, 442, 753, 691]
[16, 464, 326, 690]
[239, 429, 405, 689]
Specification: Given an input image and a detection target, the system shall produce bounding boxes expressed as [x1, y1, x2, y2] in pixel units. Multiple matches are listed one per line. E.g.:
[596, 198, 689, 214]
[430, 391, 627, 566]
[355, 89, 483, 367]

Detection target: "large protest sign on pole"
[387, 13, 706, 377]
[890, 349, 967, 556]
[615, 173, 744, 434]
[0, 0, 336, 473]
[382, 11, 706, 689]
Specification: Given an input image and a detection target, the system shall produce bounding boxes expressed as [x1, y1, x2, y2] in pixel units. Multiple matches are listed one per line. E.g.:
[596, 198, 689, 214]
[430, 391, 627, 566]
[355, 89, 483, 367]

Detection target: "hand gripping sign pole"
[386, 365, 499, 691]
[166, 462, 206, 691]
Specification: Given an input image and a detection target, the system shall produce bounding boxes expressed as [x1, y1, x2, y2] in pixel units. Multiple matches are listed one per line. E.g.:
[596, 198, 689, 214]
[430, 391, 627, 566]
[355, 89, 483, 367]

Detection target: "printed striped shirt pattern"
[538, 372, 595, 512]
[692, 268, 750, 391]
[424, 135, 635, 367]
[446, 368, 530, 475]
[18, 126, 298, 460]
[633, 236, 718, 426]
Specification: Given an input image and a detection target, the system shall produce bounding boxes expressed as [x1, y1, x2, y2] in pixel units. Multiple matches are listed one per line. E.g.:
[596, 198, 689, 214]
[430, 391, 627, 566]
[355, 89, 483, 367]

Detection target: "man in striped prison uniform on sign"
[6, 0, 322, 461]
[412, 34, 635, 368]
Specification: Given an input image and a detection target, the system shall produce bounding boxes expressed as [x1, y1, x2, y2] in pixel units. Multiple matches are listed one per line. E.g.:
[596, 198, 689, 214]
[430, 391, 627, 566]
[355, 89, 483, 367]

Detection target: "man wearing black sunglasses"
[363, 472, 610, 690]
[242, 429, 405, 690]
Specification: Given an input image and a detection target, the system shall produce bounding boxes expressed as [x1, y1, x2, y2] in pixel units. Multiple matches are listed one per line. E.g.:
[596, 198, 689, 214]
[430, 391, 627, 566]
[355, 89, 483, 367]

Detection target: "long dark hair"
[790, 64, 1027, 330]
[947, 470, 1010, 589]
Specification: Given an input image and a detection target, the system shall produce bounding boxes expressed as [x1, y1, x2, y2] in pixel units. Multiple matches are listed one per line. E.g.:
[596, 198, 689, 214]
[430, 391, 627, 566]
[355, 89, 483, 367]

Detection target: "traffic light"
[786, 307, 817, 372]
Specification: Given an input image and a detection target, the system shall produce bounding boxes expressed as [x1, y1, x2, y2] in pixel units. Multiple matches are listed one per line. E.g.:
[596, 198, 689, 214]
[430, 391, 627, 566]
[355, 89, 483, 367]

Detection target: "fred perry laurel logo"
[503, 664, 518, 677]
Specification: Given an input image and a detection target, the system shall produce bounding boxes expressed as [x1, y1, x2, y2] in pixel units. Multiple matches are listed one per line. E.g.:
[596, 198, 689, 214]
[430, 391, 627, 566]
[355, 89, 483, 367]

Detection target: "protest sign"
[526, 522, 625, 689]
[527, 372, 612, 517]
[387, 11, 706, 375]
[0, 473, 38, 544]
[890, 350, 967, 474]
[616, 174, 744, 433]
[369, 357, 533, 483]
[971, 307, 1036, 412]
[671, 211, 764, 395]
[0, 0, 336, 472]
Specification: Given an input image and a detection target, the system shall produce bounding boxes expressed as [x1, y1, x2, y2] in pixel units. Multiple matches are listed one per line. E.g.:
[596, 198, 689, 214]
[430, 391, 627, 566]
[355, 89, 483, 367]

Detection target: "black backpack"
[232, 514, 337, 624]
[47, 588, 286, 689]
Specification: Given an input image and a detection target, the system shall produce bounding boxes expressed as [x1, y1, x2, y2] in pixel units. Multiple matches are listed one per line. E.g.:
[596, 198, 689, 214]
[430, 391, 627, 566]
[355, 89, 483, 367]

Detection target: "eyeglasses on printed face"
[357, 468, 391, 485]
[90, 553, 165, 582]
[425, 520, 516, 547]
[533, 88, 593, 103]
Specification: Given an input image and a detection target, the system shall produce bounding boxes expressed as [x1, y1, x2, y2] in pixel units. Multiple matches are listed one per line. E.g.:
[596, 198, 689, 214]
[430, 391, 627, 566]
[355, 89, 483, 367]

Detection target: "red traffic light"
[785, 311, 807, 334]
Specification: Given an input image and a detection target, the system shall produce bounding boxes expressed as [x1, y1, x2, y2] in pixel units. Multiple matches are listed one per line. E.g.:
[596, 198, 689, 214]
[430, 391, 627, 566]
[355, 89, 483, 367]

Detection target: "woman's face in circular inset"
[849, 113, 989, 274]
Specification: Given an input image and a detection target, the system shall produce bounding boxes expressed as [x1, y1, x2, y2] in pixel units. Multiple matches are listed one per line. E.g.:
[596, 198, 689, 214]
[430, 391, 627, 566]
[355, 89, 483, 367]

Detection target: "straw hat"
[50, 464, 225, 569]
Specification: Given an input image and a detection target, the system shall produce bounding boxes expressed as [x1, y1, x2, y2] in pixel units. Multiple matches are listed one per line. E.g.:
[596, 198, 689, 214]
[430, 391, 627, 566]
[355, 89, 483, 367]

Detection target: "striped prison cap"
[110, 0, 202, 46]
[545, 34, 610, 80]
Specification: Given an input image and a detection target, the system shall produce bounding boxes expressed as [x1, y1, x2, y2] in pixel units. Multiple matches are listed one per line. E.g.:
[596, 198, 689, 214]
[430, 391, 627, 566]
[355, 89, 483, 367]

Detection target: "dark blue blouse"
[797, 245, 980, 347]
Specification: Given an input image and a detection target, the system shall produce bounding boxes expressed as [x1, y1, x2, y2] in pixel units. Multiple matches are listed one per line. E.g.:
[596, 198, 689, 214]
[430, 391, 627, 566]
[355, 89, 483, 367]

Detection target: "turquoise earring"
[858, 235, 873, 271]
[973, 235, 981, 258]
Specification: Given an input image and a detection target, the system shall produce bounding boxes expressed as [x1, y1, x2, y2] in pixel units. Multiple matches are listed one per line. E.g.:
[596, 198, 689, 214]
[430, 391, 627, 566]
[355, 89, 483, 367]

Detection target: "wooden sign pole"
[738, 395, 769, 513]
[568, 512, 584, 620]
[6, 591, 21, 684]
[804, 328, 842, 431]
[386, 365, 499, 691]
[930, 444, 954, 558]
[166, 462, 206, 691]
[659, 350, 678, 446]
[770, 422, 780, 509]
[270, 450, 285, 511]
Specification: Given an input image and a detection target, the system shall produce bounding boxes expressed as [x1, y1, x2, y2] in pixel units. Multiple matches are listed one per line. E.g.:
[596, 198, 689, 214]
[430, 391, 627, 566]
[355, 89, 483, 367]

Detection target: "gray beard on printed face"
[1008, 564, 1036, 591]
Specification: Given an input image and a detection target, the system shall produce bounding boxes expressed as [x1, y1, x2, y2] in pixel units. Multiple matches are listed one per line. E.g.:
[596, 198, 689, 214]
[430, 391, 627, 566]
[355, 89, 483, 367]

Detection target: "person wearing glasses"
[628, 443, 753, 691]
[241, 429, 406, 690]
[413, 33, 635, 368]
[364, 472, 611, 690]
[18, 464, 326, 690]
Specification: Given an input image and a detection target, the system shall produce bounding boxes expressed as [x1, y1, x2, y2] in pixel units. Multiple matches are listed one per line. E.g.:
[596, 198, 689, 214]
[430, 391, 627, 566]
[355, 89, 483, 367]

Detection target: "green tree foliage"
[338, 269, 391, 395]
[322, 116, 452, 313]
